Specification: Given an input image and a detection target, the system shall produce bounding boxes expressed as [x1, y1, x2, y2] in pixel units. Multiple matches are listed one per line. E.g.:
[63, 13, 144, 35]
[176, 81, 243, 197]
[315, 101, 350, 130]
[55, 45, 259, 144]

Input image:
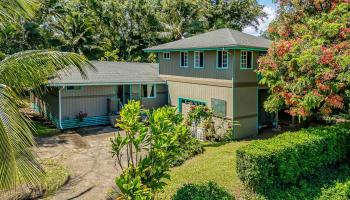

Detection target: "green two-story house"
[145, 28, 271, 139]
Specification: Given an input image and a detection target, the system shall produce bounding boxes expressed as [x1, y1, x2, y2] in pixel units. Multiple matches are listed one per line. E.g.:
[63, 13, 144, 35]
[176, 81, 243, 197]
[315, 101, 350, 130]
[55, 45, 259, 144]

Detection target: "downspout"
[58, 87, 63, 129]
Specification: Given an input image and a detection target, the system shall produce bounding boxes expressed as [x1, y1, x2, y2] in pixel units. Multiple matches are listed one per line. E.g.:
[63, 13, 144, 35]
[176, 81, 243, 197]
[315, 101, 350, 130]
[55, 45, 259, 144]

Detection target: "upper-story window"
[163, 52, 170, 60]
[194, 51, 204, 68]
[217, 50, 228, 69]
[180, 52, 188, 67]
[241, 51, 253, 69]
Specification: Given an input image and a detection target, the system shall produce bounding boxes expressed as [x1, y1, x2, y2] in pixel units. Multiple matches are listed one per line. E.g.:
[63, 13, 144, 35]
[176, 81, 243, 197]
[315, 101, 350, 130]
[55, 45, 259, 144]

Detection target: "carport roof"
[48, 61, 164, 86]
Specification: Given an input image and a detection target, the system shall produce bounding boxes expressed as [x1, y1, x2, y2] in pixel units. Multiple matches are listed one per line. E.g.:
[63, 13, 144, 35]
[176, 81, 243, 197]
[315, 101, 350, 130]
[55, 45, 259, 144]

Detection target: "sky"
[243, 0, 277, 36]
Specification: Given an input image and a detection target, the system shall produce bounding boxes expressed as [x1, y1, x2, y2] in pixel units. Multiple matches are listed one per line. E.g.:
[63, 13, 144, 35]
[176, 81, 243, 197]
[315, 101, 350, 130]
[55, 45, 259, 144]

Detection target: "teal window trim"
[141, 84, 157, 99]
[240, 50, 254, 70]
[194, 51, 204, 69]
[216, 50, 229, 70]
[163, 52, 170, 60]
[180, 51, 189, 68]
[177, 97, 207, 113]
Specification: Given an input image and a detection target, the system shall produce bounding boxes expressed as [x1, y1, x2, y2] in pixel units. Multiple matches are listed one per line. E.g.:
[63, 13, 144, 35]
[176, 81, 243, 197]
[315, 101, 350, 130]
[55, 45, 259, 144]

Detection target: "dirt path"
[37, 127, 122, 200]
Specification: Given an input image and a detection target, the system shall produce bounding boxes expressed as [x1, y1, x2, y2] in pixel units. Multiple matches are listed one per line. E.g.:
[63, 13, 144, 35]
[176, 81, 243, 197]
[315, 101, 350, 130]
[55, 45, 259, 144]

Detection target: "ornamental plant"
[236, 123, 350, 197]
[111, 101, 202, 199]
[187, 104, 212, 126]
[172, 182, 235, 200]
[76, 111, 88, 122]
[258, 1, 350, 119]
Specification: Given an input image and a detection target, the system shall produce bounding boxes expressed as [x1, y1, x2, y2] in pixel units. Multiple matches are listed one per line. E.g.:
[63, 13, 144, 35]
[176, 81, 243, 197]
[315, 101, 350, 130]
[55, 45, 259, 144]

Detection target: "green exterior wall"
[158, 49, 263, 139]
[33, 84, 168, 130]
[158, 50, 235, 80]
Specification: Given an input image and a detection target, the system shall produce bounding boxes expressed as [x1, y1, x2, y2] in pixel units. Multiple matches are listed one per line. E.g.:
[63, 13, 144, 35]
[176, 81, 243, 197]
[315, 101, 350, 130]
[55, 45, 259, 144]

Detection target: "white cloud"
[243, 6, 277, 36]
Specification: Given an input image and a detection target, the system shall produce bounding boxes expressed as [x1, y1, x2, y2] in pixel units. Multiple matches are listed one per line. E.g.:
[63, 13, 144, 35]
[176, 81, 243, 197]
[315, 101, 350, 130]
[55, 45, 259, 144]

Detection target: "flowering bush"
[258, 1, 350, 119]
[187, 105, 212, 125]
[76, 111, 88, 122]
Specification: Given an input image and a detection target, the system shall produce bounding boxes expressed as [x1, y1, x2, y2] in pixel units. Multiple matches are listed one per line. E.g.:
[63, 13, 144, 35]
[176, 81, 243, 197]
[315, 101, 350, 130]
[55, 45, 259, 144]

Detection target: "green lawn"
[159, 141, 251, 199]
[32, 121, 60, 137]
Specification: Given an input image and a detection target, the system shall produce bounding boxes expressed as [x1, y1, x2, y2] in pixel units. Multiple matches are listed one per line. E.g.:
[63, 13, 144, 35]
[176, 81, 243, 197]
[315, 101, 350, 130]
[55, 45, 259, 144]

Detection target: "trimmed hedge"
[318, 179, 350, 200]
[236, 123, 350, 194]
[172, 182, 235, 200]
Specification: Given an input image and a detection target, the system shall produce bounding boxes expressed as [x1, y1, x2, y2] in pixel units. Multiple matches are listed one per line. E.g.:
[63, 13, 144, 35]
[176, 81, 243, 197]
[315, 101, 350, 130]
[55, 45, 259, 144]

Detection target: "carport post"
[58, 86, 64, 129]
[178, 97, 182, 113]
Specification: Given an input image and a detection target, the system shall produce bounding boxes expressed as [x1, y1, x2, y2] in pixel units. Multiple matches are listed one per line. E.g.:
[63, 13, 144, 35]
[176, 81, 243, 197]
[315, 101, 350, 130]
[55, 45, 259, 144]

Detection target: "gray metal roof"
[48, 61, 164, 86]
[144, 28, 271, 51]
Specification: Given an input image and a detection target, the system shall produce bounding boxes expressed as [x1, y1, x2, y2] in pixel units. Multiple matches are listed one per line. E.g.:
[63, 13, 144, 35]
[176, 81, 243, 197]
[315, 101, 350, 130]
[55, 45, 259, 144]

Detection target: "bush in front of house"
[236, 123, 350, 195]
[240, 160, 350, 200]
[170, 136, 203, 167]
[172, 182, 235, 200]
[155, 105, 204, 167]
[111, 102, 204, 199]
[186, 105, 238, 143]
[318, 179, 350, 200]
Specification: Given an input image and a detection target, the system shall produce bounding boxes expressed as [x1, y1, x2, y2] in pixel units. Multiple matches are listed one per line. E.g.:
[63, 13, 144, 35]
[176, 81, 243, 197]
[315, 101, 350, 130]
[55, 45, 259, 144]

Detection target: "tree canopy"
[258, 0, 350, 118]
[0, 0, 267, 62]
[0, 0, 92, 193]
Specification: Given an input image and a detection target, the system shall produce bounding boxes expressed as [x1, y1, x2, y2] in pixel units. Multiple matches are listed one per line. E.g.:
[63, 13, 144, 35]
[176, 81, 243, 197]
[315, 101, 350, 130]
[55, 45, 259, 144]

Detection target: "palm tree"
[0, 0, 93, 192]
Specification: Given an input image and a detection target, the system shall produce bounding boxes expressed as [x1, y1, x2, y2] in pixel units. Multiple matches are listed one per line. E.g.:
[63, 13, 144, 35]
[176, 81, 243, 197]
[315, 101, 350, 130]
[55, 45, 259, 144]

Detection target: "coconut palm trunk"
[0, 0, 94, 192]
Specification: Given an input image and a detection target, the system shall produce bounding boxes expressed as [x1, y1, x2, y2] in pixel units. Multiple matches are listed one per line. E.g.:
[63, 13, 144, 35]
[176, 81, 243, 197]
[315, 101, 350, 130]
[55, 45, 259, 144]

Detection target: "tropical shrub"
[0, 0, 92, 191]
[170, 135, 203, 167]
[148, 106, 203, 167]
[258, 1, 350, 119]
[186, 105, 237, 142]
[111, 101, 203, 199]
[240, 160, 350, 200]
[318, 180, 350, 200]
[236, 123, 350, 195]
[172, 182, 235, 200]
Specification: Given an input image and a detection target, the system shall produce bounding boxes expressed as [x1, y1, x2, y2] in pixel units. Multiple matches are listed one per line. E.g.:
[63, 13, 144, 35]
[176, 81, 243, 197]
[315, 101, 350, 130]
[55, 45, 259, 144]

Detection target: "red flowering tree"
[258, 1, 350, 119]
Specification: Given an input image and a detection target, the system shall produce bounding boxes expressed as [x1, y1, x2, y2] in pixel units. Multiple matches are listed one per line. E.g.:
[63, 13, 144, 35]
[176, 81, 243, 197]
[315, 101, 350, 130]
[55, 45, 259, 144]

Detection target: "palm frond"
[0, 50, 94, 95]
[0, 85, 43, 192]
[0, 0, 39, 27]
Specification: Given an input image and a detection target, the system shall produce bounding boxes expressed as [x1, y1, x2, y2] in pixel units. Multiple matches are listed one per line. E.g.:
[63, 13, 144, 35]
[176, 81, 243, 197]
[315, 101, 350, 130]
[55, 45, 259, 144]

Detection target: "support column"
[58, 87, 63, 129]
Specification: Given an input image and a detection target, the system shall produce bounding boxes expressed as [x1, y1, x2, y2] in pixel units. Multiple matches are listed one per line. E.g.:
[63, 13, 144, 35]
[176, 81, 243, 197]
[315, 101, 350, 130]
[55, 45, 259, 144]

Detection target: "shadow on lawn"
[202, 142, 231, 148]
[250, 159, 350, 200]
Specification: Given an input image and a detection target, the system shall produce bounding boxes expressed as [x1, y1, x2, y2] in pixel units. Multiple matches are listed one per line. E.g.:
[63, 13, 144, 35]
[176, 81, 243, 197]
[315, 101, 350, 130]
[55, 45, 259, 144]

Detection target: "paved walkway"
[37, 127, 121, 200]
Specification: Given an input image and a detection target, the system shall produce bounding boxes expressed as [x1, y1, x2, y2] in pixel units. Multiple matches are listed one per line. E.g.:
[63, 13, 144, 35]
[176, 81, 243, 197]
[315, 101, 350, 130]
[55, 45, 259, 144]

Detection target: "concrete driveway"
[37, 126, 121, 200]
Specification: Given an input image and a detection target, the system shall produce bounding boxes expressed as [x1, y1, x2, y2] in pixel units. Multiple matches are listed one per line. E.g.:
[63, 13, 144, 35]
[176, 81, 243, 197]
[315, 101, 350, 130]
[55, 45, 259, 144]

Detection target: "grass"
[32, 121, 60, 137]
[158, 141, 251, 199]
[2, 159, 69, 199]
[40, 159, 70, 196]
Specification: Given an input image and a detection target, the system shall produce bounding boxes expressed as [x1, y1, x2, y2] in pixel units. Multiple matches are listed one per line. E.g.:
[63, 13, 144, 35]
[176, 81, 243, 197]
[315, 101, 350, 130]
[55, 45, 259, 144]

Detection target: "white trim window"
[163, 52, 170, 60]
[217, 50, 228, 69]
[241, 51, 253, 69]
[194, 51, 204, 68]
[180, 52, 189, 67]
[141, 84, 156, 98]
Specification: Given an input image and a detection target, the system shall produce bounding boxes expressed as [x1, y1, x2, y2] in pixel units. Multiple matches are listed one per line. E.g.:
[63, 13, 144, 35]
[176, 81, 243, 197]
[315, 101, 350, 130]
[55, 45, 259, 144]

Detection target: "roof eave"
[47, 81, 166, 87]
[143, 45, 269, 52]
